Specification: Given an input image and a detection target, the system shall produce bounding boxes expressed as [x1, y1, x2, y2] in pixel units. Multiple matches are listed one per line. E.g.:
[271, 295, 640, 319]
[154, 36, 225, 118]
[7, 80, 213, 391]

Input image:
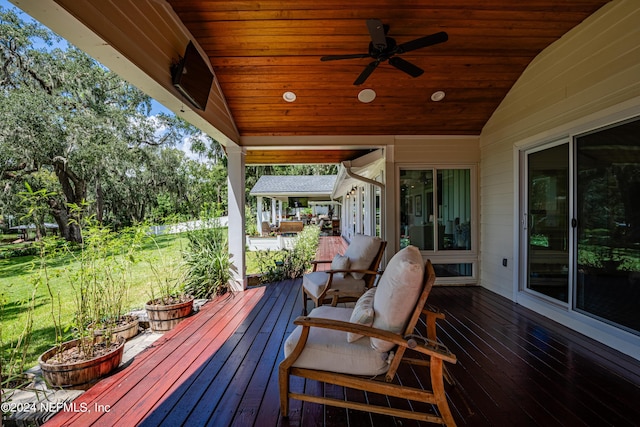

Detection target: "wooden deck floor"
[46, 237, 640, 427]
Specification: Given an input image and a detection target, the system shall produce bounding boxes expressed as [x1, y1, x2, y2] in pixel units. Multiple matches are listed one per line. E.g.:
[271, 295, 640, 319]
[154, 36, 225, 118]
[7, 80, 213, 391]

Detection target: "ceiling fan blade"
[366, 18, 387, 50]
[321, 53, 370, 61]
[389, 57, 424, 78]
[396, 31, 448, 54]
[354, 60, 379, 85]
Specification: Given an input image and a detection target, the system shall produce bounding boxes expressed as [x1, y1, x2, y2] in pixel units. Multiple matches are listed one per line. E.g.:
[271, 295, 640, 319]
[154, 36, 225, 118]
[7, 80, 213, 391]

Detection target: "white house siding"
[479, 0, 640, 357]
[478, 142, 515, 298]
[394, 136, 480, 165]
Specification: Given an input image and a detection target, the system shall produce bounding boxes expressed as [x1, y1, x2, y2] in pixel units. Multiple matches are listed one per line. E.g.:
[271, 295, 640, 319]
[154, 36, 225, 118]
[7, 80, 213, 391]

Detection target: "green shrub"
[182, 219, 231, 298]
[0, 245, 39, 259]
[255, 225, 320, 283]
[253, 249, 286, 283]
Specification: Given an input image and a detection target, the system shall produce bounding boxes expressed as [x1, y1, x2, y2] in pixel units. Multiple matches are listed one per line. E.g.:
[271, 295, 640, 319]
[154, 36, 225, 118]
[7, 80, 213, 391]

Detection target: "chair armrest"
[324, 268, 381, 276]
[424, 304, 445, 318]
[325, 288, 366, 306]
[422, 305, 446, 341]
[311, 259, 332, 272]
[292, 316, 456, 364]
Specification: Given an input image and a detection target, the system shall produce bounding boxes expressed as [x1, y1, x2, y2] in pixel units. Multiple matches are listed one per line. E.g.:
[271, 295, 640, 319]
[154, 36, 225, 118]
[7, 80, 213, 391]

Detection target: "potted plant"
[75, 221, 145, 344]
[37, 208, 140, 389]
[144, 236, 195, 333]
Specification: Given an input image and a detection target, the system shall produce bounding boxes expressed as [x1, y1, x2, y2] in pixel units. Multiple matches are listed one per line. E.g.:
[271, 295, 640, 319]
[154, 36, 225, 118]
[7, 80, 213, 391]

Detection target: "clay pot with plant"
[37, 208, 142, 389]
[144, 236, 194, 333]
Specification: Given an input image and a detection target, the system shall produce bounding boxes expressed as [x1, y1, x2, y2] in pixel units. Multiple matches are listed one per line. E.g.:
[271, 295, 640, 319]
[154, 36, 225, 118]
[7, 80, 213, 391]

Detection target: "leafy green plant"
[253, 249, 287, 283]
[182, 218, 231, 299]
[1, 287, 37, 394]
[147, 235, 188, 305]
[254, 225, 320, 283]
[12, 184, 68, 366]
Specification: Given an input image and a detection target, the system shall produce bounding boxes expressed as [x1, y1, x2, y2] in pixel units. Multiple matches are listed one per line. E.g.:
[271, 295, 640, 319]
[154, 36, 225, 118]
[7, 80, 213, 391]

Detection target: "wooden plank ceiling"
[167, 0, 610, 138]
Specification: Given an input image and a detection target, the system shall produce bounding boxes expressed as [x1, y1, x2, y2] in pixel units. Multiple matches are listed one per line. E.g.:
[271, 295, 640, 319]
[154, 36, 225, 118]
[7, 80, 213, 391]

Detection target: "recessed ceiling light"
[431, 90, 446, 102]
[282, 91, 297, 102]
[358, 89, 376, 103]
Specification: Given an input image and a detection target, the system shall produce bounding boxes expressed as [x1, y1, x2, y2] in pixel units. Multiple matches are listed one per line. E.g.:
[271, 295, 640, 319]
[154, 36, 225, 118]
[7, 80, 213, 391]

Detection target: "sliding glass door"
[522, 117, 640, 335]
[525, 143, 569, 302]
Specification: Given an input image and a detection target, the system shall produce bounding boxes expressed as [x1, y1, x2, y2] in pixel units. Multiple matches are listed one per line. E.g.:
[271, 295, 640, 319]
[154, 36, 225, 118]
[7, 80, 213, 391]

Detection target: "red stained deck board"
[46, 287, 267, 426]
[46, 236, 344, 427]
[313, 236, 348, 271]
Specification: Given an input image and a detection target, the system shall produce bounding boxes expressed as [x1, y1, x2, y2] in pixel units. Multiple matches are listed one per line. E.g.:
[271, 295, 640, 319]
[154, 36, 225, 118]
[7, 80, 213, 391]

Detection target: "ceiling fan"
[321, 19, 448, 86]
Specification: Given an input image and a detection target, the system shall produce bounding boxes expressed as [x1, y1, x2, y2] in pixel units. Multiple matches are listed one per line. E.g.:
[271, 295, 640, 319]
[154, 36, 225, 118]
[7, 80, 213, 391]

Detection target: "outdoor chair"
[302, 234, 386, 315]
[280, 249, 457, 426]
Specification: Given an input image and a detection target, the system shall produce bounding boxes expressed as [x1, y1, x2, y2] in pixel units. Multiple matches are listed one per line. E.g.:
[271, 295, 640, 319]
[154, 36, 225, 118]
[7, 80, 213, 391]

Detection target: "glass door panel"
[576, 119, 640, 333]
[438, 169, 471, 250]
[527, 144, 569, 302]
[400, 170, 435, 250]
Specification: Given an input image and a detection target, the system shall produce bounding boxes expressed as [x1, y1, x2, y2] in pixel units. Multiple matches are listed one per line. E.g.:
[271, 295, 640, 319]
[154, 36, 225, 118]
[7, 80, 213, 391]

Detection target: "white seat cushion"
[370, 245, 424, 352]
[343, 234, 382, 279]
[302, 271, 366, 299]
[284, 305, 389, 376]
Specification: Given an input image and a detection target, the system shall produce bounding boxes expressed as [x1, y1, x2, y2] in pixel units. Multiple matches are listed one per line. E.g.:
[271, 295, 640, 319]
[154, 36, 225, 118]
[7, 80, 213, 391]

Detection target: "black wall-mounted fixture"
[171, 41, 214, 110]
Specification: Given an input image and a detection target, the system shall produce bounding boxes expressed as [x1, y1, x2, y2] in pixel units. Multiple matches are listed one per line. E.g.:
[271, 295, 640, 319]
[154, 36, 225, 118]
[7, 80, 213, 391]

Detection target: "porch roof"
[13, 1, 612, 144]
[250, 175, 337, 200]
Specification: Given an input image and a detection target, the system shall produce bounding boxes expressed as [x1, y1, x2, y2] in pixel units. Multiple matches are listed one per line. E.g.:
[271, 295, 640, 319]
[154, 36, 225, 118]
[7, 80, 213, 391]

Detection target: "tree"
[0, 8, 182, 239]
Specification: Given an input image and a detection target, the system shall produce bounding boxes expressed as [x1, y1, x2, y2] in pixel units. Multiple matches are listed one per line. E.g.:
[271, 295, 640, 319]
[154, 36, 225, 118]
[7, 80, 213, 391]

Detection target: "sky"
[1, 0, 206, 159]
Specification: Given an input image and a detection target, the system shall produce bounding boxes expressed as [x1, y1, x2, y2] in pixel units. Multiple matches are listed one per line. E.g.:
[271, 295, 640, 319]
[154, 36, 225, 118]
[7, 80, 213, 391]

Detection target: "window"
[400, 167, 475, 279]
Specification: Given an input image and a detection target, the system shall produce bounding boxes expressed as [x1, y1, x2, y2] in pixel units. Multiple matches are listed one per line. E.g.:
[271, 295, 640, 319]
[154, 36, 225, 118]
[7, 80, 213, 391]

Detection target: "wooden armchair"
[280, 250, 457, 426]
[302, 234, 386, 314]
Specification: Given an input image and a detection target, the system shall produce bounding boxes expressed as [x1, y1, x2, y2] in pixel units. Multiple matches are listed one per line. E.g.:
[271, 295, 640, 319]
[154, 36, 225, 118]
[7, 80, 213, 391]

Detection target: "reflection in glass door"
[575, 119, 640, 333]
[526, 144, 569, 302]
[523, 117, 640, 335]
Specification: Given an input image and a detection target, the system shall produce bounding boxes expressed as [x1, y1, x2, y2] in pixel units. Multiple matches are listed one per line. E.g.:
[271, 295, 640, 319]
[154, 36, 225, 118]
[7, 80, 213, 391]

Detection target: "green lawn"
[0, 233, 187, 371]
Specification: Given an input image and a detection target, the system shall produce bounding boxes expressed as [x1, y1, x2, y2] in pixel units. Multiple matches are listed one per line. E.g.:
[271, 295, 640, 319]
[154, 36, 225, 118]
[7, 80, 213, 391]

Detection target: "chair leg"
[278, 364, 290, 417]
[301, 288, 308, 316]
[432, 358, 457, 427]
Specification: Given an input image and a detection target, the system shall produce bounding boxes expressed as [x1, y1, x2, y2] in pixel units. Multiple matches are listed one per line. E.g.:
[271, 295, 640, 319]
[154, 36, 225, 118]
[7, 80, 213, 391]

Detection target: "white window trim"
[396, 163, 478, 285]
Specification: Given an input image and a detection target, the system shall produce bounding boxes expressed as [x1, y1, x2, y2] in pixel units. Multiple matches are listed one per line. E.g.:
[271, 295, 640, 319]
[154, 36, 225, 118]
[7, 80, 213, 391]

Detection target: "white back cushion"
[343, 234, 382, 279]
[370, 246, 424, 352]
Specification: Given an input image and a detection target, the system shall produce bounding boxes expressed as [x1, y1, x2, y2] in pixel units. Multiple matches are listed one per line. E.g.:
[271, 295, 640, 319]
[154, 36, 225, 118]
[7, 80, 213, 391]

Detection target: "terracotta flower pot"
[38, 337, 125, 390]
[145, 297, 194, 332]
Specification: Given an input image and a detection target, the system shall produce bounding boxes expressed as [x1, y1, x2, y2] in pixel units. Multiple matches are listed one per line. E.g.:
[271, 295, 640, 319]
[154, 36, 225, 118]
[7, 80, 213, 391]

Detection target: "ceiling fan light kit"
[321, 18, 448, 86]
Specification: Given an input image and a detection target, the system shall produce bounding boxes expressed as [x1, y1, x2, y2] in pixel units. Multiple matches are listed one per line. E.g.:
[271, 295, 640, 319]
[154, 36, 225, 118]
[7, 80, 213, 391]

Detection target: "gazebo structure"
[249, 175, 338, 233]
